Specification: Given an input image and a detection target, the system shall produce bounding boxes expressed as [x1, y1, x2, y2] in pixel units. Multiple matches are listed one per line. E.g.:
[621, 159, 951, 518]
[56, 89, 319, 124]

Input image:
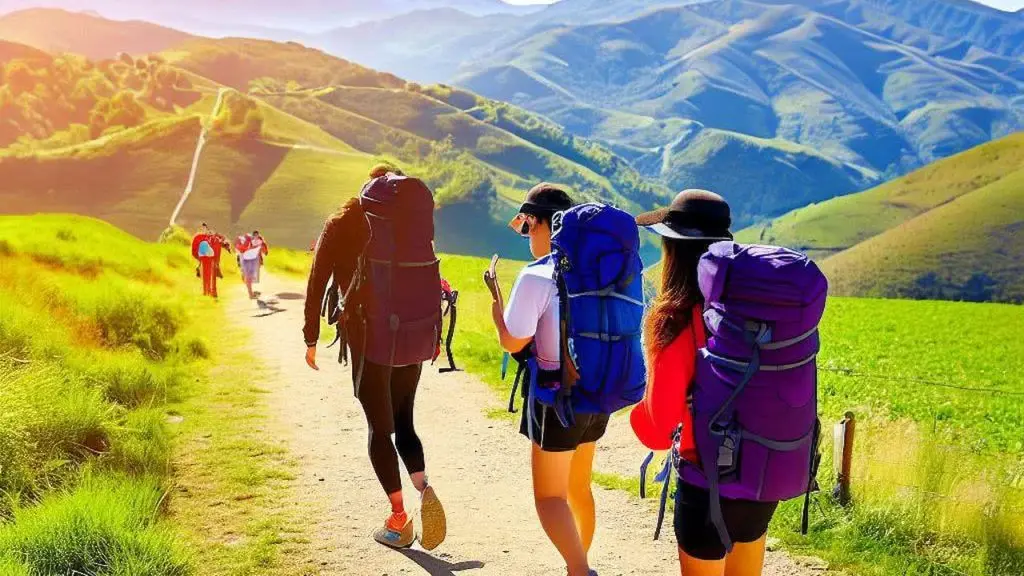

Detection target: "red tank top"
[630, 306, 705, 462]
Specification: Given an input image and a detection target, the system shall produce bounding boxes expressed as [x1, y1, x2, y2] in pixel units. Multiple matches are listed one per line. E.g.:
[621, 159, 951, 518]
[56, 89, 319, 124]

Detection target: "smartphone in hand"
[489, 254, 499, 280]
[484, 254, 502, 303]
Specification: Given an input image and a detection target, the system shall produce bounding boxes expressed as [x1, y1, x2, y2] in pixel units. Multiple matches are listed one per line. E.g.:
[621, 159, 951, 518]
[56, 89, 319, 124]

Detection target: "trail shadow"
[275, 292, 305, 301]
[253, 298, 286, 318]
[399, 549, 484, 575]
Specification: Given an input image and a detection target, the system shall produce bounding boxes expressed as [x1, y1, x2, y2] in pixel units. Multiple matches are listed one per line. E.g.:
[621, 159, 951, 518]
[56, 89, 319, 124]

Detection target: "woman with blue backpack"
[485, 183, 647, 576]
[632, 190, 826, 576]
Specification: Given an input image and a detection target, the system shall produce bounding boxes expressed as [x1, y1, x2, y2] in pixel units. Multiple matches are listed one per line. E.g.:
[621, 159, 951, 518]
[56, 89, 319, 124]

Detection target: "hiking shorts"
[519, 399, 609, 452]
[674, 480, 779, 560]
[241, 258, 260, 283]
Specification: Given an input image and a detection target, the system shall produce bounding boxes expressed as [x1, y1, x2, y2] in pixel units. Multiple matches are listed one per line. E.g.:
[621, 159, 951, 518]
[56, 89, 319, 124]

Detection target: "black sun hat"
[636, 189, 733, 240]
[518, 182, 574, 217]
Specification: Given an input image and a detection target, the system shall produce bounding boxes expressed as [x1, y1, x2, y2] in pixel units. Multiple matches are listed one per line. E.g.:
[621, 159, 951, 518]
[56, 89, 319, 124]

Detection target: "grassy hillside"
[737, 132, 1024, 303]
[0, 214, 210, 575]
[738, 133, 1024, 256]
[820, 167, 1024, 303]
[163, 37, 406, 93]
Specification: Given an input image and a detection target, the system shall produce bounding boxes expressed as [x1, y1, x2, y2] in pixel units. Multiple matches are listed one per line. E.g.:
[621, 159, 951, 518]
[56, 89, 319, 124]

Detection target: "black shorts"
[519, 400, 609, 452]
[674, 481, 778, 560]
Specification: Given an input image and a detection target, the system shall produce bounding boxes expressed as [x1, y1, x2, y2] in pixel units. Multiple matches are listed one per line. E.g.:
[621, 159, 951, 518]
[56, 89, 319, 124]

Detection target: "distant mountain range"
[0, 0, 540, 34]
[313, 0, 1024, 225]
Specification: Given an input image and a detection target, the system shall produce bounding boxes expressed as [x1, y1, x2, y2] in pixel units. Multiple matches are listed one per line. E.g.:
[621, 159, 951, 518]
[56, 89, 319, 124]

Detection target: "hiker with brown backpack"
[302, 165, 447, 551]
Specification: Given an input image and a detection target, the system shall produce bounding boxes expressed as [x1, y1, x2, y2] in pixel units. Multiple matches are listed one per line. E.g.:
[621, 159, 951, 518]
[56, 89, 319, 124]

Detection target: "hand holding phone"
[483, 254, 502, 304]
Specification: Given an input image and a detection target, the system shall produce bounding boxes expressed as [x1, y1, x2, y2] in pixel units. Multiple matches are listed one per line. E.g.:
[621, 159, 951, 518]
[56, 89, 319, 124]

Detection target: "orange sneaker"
[373, 512, 414, 549]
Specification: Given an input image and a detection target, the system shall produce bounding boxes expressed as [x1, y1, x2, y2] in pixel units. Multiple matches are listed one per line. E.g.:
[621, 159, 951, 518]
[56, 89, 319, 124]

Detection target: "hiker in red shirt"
[633, 190, 779, 576]
[208, 230, 231, 298]
[191, 223, 216, 297]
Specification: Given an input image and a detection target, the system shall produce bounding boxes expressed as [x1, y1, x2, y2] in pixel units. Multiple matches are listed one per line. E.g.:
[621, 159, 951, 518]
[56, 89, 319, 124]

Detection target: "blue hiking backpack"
[506, 203, 647, 429]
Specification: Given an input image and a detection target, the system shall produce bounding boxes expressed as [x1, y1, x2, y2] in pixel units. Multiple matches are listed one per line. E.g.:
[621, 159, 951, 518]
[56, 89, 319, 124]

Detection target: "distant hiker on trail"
[238, 230, 269, 299]
[632, 190, 825, 576]
[208, 229, 231, 298]
[191, 223, 217, 297]
[302, 165, 448, 551]
[484, 184, 646, 576]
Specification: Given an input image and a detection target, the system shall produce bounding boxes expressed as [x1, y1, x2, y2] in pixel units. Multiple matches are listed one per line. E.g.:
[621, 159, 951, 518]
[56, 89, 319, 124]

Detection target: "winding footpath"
[225, 273, 824, 576]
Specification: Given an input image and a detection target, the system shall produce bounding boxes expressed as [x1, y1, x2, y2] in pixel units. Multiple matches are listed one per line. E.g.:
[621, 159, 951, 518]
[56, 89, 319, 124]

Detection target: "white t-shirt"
[504, 257, 560, 370]
[242, 238, 264, 261]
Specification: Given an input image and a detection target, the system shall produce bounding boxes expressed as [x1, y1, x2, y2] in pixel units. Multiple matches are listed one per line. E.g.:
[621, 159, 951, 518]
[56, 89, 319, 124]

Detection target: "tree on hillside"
[211, 91, 264, 138]
[106, 91, 145, 128]
[6, 61, 35, 94]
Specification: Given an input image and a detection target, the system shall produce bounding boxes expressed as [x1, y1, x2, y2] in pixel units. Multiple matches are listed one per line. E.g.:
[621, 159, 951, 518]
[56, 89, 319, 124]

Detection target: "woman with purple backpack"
[632, 190, 826, 576]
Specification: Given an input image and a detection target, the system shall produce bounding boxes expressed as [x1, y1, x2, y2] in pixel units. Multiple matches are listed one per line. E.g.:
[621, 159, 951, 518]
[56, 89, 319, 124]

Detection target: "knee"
[533, 479, 569, 505]
[367, 427, 393, 451]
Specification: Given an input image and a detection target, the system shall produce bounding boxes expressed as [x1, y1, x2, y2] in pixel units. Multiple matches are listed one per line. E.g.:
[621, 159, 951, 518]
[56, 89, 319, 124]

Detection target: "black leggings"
[354, 359, 425, 495]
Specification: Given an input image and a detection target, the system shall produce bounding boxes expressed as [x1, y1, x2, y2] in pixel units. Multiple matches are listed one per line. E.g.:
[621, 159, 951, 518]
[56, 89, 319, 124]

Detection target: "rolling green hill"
[819, 167, 1024, 303]
[737, 132, 1024, 303]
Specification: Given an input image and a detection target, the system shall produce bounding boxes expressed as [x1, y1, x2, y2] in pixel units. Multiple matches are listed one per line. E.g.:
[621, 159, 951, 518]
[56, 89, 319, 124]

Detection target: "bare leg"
[532, 444, 590, 576]
[679, 549, 726, 576]
[723, 534, 768, 576]
[567, 442, 597, 553]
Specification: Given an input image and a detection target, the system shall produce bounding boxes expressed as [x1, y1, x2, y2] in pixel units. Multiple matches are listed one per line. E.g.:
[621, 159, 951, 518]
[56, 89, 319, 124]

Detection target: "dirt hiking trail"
[227, 273, 823, 576]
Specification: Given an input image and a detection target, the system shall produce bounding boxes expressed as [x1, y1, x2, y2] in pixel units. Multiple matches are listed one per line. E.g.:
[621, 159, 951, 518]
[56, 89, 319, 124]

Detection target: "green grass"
[0, 476, 190, 576]
[0, 214, 214, 575]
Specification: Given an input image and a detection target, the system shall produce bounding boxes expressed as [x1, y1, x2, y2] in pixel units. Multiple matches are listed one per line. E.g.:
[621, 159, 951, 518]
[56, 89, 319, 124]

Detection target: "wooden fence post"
[832, 411, 856, 506]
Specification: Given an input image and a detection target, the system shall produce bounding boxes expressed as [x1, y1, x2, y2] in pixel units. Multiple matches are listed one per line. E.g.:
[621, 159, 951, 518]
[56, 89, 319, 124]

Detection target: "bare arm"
[484, 266, 531, 354]
[492, 299, 531, 354]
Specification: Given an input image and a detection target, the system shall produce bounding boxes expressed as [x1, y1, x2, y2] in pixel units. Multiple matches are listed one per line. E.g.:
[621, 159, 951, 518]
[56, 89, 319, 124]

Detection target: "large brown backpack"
[355, 173, 441, 368]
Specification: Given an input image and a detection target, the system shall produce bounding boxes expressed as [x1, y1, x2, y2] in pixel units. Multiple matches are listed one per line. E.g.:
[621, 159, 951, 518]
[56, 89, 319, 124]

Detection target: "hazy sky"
[504, 0, 1024, 11]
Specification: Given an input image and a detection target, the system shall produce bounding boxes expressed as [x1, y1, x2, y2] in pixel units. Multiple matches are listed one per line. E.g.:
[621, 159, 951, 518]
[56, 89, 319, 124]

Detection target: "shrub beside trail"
[0, 214, 212, 574]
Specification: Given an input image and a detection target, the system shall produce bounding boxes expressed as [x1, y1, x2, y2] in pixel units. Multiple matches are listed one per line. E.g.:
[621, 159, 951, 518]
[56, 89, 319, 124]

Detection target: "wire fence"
[820, 361, 1024, 522]
[820, 366, 1024, 396]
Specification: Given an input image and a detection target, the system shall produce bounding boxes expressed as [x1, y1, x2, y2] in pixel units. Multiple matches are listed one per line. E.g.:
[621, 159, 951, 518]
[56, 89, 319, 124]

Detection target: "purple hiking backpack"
[355, 174, 441, 372]
[642, 242, 826, 548]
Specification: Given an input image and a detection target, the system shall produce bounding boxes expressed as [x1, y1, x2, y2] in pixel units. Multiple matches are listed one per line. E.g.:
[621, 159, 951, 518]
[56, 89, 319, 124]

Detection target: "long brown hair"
[643, 237, 714, 362]
[328, 197, 370, 297]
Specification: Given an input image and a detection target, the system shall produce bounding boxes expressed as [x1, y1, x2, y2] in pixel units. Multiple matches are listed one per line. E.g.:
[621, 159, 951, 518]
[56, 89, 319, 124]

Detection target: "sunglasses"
[508, 213, 536, 237]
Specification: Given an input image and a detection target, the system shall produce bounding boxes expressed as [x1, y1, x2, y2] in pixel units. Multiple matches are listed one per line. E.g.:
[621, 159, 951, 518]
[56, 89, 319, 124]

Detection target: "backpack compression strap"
[639, 424, 683, 541]
[439, 289, 460, 373]
[504, 346, 535, 414]
[553, 263, 578, 428]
